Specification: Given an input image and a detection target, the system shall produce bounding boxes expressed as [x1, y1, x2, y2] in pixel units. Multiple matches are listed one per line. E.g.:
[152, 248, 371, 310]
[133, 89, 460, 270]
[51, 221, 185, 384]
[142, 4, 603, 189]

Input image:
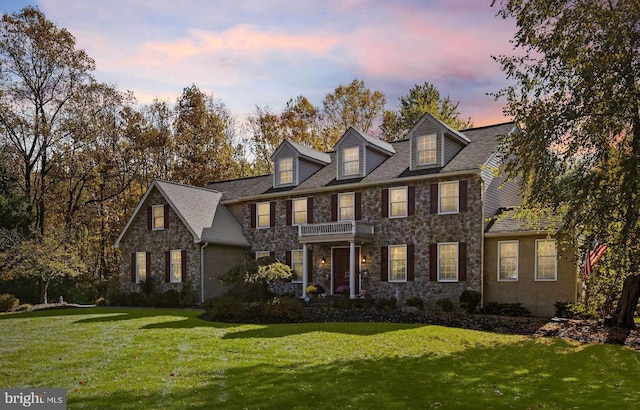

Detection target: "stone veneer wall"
[119, 188, 202, 300]
[244, 174, 484, 307]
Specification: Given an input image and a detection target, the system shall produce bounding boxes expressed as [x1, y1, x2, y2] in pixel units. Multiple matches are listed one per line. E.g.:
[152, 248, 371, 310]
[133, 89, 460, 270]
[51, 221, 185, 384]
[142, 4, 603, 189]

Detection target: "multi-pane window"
[170, 250, 182, 283]
[389, 245, 407, 282]
[136, 252, 147, 283]
[152, 205, 164, 230]
[536, 240, 557, 280]
[338, 193, 355, 221]
[389, 187, 408, 218]
[291, 249, 303, 282]
[256, 202, 270, 228]
[498, 241, 518, 281]
[439, 181, 459, 213]
[417, 134, 437, 165]
[292, 198, 307, 225]
[342, 147, 360, 176]
[278, 157, 293, 185]
[438, 243, 458, 281]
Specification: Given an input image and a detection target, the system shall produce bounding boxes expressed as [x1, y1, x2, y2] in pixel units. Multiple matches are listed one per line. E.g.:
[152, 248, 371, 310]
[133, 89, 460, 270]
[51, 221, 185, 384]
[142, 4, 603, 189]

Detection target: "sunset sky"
[3, 0, 518, 127]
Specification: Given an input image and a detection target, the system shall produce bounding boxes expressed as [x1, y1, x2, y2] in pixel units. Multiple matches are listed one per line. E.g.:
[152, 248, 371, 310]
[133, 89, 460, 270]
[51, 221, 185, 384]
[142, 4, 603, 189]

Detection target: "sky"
[3, 0, 518, 128]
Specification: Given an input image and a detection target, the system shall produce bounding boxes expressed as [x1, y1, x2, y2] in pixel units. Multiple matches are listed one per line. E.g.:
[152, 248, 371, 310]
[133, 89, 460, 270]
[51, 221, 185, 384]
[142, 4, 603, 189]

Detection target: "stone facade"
[245, 174, 484, 307]
[118, 188, 202, 299]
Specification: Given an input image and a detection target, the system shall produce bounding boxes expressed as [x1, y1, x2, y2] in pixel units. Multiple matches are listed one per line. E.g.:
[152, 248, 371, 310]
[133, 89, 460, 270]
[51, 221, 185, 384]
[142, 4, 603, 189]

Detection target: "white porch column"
[302, 243, 309, 298]
[349, 241, 356, 299]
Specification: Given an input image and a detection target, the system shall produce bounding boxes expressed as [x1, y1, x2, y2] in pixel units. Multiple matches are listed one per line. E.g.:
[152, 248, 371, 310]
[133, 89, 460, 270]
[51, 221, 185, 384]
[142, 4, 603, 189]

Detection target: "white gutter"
[200, 242, 209, 303]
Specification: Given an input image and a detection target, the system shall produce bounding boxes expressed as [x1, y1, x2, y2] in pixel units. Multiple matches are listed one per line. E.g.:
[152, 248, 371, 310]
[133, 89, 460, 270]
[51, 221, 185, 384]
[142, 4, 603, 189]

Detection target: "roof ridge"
[155, 179, 221, 193]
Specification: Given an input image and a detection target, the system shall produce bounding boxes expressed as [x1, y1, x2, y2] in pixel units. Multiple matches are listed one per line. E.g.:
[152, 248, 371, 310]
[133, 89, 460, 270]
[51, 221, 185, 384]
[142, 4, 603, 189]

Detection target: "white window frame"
[170, 249, 183, 283]
[389, 186, 408, 218]
[256, 202, 270, 229]
[388, 244, 407, 282]
[338, 192, 355, 221]
[291, 249, 304, 283]
[535, 239, 557, 281]
[152, 204, 165, 230]
[438, 242, 458, 282]
[417, 134, 437, 166]
[255, 251, 270, 260]
[136, 252, 147, 283]
[439, 181, 459, 214]
[292, 198, 307, 226]
[278, 157, 294, 185]
[342, 147, 360, 177]
[497, 240, 519, 282]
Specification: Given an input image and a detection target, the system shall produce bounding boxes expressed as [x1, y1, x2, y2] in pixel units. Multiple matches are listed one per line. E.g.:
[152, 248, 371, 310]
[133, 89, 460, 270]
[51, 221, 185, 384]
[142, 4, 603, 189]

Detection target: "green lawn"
[1, 308, 640, 409]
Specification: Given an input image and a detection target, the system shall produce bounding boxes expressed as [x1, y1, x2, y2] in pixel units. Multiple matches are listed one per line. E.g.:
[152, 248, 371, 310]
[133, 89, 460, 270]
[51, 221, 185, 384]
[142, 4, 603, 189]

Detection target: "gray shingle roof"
[285, 139, 331, 164]
[206, 122, 515, 202]
[486, 208, 560, 235]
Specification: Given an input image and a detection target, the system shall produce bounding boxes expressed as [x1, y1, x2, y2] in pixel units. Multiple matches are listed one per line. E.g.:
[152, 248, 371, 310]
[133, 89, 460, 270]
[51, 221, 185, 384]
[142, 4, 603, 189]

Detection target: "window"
[389, 245, 407, 282]
[438, 243, 458, 282]
[170, 250, 183, 283]
[256, 202, 270, 228]
[338, 193, 354, 221]
[342, 147, 360, 176]
[536, 240, 557, 281]
[291, 249, 303, 282]
[152, 205, 164, 230]
[292, 198, 307, 225]
[417, 134, 437, 165]
[255, 251, 270, 260]
[439, 181, 459, 214]
[136, 252, 147, 283]
[278, 157, 293, 185]
[498, 241, 518, 281]
[389, 187, 408, 218]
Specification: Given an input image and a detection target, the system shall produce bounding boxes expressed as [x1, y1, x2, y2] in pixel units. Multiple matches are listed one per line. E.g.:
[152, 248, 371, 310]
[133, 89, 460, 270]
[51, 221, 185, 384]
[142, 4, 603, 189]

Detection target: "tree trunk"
[614, 274, 640, 328]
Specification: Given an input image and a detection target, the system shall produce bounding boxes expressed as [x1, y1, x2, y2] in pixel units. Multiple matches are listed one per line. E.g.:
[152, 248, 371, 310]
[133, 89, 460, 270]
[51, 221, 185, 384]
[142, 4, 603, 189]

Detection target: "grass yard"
[2, 308, 640, 409]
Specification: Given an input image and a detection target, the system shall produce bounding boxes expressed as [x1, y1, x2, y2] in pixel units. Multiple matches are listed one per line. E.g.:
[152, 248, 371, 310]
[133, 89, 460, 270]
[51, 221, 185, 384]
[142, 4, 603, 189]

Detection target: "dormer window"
[278, 157, 293, 185]
[417, 134, 437, 165]
[342, 147, 360, 176]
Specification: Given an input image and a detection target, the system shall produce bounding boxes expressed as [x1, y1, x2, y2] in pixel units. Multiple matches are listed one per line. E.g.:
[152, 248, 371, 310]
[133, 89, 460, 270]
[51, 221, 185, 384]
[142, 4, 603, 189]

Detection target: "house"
[114, 113, 579, 316]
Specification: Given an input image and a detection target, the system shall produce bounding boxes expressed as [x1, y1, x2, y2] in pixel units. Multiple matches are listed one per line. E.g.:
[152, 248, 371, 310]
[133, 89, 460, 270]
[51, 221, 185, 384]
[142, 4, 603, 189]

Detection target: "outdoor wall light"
[321, 257, 326, 264]
[361, 256, 366, 264]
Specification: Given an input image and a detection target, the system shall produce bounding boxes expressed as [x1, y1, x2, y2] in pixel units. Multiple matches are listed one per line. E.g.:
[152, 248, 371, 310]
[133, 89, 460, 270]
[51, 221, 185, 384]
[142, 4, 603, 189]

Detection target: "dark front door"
[332, 247, 360, 295]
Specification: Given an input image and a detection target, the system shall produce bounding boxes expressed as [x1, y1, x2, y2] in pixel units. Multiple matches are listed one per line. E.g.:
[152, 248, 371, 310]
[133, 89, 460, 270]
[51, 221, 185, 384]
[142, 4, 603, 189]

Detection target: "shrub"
[330, 298, 353, 310]
[205, 295, 248, 321]
[482, 302, 531, 317]
[0, 293, 19, 312]
[554, 301, 574, 318]
[459, 290, 481, 313]
[376, 297, 397, 311]
[405, 296, 424, 311]
[179, 279, 197, 307]
[159, 290, 180, 308]
[435, 298, 454, 312]
[260, 297, 304, 321]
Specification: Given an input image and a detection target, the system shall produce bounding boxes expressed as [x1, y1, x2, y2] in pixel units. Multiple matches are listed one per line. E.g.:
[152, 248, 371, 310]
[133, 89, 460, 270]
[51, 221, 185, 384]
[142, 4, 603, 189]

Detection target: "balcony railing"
[298, 221, 374, 243]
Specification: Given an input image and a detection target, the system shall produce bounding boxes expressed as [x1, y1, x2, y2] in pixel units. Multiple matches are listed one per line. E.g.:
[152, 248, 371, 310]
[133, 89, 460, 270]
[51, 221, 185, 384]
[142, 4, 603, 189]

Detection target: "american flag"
[583, 243, 608, 280]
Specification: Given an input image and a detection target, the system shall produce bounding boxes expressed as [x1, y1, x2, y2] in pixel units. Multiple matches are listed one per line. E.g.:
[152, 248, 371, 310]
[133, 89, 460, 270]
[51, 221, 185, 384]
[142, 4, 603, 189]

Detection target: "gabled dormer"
[408, 112, 470, 171]
[271, 139, 331, 188]
[334, 128, 395, 180]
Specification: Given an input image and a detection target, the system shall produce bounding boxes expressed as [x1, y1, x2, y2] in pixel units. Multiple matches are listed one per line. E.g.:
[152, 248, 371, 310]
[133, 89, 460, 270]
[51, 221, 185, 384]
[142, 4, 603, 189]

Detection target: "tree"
[381, 82, 473, 141]
[0, 145, 33, 232]
[0, 6, 96, 236]
[493, 0, 640, 327]
[322, 79, 386, 144]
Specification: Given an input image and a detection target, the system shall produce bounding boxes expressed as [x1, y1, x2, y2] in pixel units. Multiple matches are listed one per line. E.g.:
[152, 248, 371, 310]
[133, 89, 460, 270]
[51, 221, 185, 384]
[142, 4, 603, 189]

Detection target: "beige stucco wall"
[483, 235, 577, 317]
[202, 244, 247, 300]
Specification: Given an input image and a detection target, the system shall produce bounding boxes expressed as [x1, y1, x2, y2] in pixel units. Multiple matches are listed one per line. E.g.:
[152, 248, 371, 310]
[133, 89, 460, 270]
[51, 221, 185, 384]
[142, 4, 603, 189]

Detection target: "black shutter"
[355, 192, 362, 221]
[408, 186, 416, 216]
[381, 246, 388, 282]
[286, 200, 292, 226]
[250, 204, 256, 228]
[307, 198, 314, 224]
[131, 253, 137, 283]
[381, 189, 389, 218]
[147, 206, 152, 230]
[164, 204, 170, 228]
[459, 180, 468, 213]
[429, 244, 437, 281]
[270, 202, 276, 227]
[407, 244, 415, 281]
[331, 194, 338, 221]
[165, 251, 170, 282]
[145, 252, 151, 281]
[430, 184, 439, 214]
[286, 251, 292, 266]
[459, 242, 467, 281]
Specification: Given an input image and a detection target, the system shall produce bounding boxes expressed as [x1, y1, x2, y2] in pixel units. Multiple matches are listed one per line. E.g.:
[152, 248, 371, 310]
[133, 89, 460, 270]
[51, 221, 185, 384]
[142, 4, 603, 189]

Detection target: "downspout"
[201, 242, 209, 303]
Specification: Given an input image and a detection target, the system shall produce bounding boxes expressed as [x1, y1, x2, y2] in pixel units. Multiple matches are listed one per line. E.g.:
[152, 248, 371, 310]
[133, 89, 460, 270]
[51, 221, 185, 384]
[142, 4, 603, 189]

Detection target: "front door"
[332, 247, 360, 295]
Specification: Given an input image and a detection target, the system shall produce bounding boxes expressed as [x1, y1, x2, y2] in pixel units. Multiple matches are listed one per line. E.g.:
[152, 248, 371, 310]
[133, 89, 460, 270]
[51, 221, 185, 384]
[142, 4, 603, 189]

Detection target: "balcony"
[298, 221, 374, 244]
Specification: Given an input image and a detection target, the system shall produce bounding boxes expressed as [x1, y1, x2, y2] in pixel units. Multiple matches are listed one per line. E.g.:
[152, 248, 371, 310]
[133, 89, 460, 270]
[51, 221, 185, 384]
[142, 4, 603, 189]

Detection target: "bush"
[435, 298, 454, 312]
[554, 301, 574, 318]
[205, 295, 248, 321]
[179, 279, 197, 307]
[159, 290, 180, 308]
[0, 293, 20, 312]
[482, 302, 531, 317]
[260, 297, 304, 321]
[459, 290, 481, 313]
[405, 296, 424, 311]
[376, 297, 397, 311]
